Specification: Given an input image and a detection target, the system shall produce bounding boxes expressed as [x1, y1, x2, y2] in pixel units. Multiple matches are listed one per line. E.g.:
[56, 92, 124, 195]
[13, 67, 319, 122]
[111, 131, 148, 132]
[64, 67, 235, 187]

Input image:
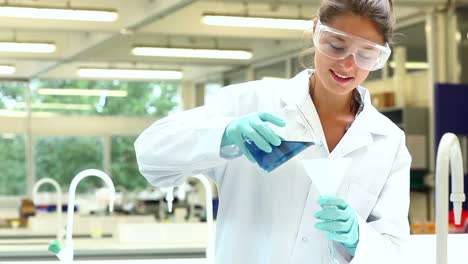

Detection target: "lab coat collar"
[278, 69, 392, 157]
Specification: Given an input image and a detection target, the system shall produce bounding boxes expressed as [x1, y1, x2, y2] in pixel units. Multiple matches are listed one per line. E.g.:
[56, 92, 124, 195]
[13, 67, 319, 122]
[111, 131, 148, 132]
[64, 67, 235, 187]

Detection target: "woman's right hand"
[221, 112, 286, 162]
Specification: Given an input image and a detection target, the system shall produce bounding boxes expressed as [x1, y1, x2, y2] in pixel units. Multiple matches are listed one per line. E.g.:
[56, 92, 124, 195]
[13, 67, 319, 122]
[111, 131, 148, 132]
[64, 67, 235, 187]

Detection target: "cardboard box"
[371, 92, 395, 109]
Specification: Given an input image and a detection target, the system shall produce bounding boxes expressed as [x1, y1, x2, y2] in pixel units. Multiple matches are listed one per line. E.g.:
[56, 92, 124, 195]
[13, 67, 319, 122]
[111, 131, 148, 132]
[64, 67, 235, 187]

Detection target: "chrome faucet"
[48, 169, 115, 262]
[435, 133, 466, 264]
[32, 178, 63, 242]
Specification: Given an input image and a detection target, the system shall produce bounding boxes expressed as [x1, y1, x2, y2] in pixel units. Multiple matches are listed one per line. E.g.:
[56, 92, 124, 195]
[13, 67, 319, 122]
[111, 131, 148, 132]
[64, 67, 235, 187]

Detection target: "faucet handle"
[48, 239, 62, 255]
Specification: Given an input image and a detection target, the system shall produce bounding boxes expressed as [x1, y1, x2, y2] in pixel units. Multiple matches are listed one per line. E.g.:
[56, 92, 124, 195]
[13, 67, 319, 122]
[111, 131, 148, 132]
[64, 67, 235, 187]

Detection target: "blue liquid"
[245, 140, 315, 172]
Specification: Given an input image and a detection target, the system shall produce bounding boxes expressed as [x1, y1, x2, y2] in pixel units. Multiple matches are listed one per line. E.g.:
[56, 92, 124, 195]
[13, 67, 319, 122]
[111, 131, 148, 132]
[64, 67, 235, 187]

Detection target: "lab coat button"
[302, 236, 309, 242]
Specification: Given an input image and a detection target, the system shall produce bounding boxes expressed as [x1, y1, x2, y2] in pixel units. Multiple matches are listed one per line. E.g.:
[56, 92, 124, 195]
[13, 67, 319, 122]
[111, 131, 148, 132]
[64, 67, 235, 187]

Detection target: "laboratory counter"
[0, 219, 210, 261]
[0, 237, 205, 261]
[1, 234, 468, 263]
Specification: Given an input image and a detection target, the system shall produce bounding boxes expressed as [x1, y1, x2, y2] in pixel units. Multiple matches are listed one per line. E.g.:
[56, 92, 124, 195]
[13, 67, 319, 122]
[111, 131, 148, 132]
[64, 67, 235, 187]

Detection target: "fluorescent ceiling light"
[0, 6, 117, 21]
[78, 68, 183, 80]
[15, 102, 93, 110]
[38, 88, 127, 97]
[0, 42, 55, 53]
[0, 65, 15, 74]
[132, 47, 252, 60]
[202, 14, 311, 30]
[389, 61, 428, 70]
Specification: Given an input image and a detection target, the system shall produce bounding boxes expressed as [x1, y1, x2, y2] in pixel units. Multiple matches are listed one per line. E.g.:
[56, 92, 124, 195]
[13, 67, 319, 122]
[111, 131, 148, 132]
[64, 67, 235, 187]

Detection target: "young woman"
[135, 0, 411, 263]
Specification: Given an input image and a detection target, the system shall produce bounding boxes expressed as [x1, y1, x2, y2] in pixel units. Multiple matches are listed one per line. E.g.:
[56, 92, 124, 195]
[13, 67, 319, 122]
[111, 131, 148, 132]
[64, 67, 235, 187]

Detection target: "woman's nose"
[338, 54, 356, 69]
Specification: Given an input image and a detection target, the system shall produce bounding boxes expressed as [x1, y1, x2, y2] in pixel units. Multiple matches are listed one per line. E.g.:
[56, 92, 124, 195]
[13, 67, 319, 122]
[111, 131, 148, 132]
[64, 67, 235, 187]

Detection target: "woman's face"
[313, 13, 385, 96]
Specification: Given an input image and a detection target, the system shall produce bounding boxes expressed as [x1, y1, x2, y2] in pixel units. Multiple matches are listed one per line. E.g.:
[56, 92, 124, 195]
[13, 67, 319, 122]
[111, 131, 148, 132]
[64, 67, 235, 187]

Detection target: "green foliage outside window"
[0, 79, 180, 195]
[0, 82, 27, 196]
[0, 82, 26, 110]
[0, 135, 26, 195]
[30, 79, 179, 116]
[111, 136, 148, 191]
[35, 137, 104, 193]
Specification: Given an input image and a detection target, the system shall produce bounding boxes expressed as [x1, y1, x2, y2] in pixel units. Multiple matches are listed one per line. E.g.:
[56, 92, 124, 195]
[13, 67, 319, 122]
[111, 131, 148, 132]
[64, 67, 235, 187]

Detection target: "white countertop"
[402, 234, 468, 264]
[0, 222, 209, 260]
[2, 234, 468, 263]
[0, 237, 206, 261]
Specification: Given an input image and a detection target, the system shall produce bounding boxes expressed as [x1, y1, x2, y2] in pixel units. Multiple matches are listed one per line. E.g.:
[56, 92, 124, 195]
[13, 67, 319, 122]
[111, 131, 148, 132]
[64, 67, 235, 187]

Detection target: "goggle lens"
[313, 21, 391, 71]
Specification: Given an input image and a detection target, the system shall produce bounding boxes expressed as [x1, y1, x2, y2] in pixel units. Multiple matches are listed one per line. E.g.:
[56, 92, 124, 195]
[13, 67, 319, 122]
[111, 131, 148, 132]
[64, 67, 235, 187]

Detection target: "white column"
[195, 82, 205, 107]
[25, 81, 35, 197]
[182, 80, 196, 110]
[393, 46, 407, 106]
[382, 62, 389, 80]
[245, 66, 255, 81]
[285, 58, 292, 79]
[103, 136, 111, 176]
[447, 8, 460, 83]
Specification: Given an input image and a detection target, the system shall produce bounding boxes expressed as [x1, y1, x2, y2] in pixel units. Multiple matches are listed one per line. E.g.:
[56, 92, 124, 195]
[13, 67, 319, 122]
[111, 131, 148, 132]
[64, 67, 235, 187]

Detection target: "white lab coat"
[134, 69, 411, 264]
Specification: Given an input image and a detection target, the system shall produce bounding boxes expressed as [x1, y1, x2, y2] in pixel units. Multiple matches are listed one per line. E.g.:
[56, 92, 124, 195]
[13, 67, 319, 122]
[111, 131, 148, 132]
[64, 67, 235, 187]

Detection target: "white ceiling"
[0, 0, 446, 82]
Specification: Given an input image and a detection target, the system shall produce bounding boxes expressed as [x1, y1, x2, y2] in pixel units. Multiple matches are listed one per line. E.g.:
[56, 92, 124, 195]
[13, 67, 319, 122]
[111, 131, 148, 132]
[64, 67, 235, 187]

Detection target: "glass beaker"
[245, 140, 317, 172]
[245, 104, 323, 172]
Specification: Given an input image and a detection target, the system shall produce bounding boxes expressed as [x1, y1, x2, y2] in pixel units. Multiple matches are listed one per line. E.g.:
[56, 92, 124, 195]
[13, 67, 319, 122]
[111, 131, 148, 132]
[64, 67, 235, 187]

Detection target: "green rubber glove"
[314, 195, 359, 256]
[221, 112, 286, 163]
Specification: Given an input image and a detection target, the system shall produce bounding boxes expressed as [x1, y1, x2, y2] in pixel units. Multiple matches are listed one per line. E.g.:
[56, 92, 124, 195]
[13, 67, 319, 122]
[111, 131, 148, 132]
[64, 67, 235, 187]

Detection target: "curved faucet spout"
[189, 174, 215, 264]
[435, 133, 466, 264]
[32, 178, 63, 242]
[57, 169, 115, 262]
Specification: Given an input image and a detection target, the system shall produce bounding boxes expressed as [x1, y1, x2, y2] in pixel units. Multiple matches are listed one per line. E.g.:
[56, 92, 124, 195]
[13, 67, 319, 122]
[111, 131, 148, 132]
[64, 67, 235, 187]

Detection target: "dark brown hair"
[299, 0, 395, 69]
[318, 0, 394, 43]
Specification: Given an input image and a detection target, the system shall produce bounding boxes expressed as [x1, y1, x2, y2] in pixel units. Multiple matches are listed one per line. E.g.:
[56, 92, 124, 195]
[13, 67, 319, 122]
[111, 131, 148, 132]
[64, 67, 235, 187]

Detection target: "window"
[204, 82, 222, 106]
[35, 136, 104, 193]
[254, 61, 287, 80]
[111, 136, 149, 191]
[223, 70, 246, 85]
[0, 134, 26, 195]
[0, 81, 27, 116]
[30, 79, 180, 117]
[0, 78, 180, 196]
[0, 81, 27, 196]
[291, 56, 306, 77]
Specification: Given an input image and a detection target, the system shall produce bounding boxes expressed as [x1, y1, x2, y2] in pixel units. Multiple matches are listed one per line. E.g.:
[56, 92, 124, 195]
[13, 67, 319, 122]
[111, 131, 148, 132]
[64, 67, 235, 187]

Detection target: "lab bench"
[0, 236, 205, 261]
[2, 233, 468, 263]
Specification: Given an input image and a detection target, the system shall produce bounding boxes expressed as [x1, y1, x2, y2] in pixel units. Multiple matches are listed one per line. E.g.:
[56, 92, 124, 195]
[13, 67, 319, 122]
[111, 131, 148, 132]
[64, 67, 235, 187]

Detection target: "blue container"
[245, 140, 316, 172]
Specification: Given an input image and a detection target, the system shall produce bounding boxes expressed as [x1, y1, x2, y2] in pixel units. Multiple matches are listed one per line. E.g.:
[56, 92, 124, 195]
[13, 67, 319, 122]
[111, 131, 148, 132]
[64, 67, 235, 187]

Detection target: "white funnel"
[301, 158, 352, 195]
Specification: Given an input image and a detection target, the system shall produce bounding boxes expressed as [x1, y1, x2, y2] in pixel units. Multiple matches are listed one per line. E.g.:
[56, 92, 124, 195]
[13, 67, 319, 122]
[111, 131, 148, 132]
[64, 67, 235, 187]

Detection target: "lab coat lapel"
[329, 87, 390, 158]
[328, 112, 373, 158]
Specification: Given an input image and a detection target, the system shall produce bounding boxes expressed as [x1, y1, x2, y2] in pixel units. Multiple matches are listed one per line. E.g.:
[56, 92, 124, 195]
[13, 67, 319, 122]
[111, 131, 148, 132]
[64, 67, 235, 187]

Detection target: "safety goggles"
[312, 20, 391, 71]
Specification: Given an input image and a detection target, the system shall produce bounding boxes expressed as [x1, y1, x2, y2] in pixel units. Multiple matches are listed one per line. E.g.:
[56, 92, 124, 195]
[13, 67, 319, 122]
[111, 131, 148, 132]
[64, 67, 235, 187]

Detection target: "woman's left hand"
[314, 195, 359, 256]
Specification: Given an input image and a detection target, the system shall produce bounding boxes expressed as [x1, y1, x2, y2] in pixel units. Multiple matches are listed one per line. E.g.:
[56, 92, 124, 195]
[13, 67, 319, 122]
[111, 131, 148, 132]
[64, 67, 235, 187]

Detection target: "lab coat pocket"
[347, 183, 378, 220]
